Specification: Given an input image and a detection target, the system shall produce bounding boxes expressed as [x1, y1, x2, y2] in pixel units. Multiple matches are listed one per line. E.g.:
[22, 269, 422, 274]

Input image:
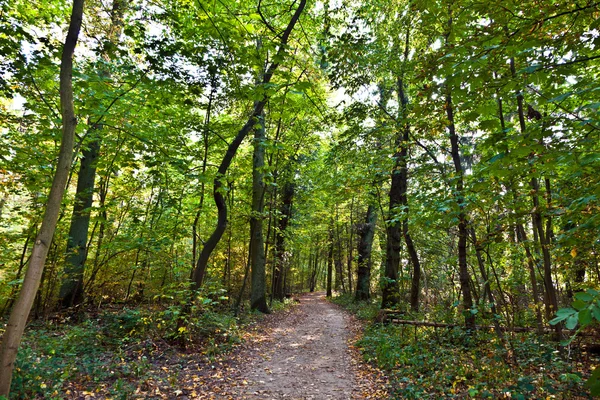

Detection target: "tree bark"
[444, 9, 475, 330]
[396, 75, 421, 312]
[273, 180, 294, 301]
[446, 87, 475, 330]
[58, 0, 124, 309]
[192, 0, 306, 290]
[0, 0, 84, 394]
[326, 225, 334, 297]
[250, 110, 269, 313]
[58, 139, 99, 308]
[355, 204, 376, 301]
[510, 57, 559, 337]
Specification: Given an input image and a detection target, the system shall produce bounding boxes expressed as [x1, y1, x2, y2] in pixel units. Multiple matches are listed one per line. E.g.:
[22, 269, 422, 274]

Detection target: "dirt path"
[228, 292, 357, 399]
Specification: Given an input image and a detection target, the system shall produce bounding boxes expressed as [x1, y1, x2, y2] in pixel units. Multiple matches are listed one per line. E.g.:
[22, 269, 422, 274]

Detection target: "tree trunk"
[192, 0, 306, 290]
[510, 57, 559, 337]
[395, 75, 421, 312]
[0, 0, 83, 393]
[444, 10, 475, 329]
[326, 226, 333, 297]
[347, 198, 354, 294]
[355, 204, 376, 301]
[334, 215, 345, 293]
[516, 224, 545, 334]
[446, 88, 475, 330]
[250, 109, 269, 313]
[57, 0, 124, 309]
[273, 180, 294, 301]
[470, 228, 505, 340]
[58, 138, 99, 308]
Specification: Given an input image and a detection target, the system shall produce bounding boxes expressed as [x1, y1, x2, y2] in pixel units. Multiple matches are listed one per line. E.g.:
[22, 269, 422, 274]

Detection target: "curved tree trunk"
[0, 0, 84, 394]
[192, 0, 306, 290]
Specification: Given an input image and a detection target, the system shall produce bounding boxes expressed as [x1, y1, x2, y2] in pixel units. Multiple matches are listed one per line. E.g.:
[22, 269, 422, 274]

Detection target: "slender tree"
[0, 0, 84, 393]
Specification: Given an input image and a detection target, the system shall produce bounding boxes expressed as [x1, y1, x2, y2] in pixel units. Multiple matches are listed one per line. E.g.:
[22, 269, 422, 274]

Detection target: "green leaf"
[573, 299, 587, 311]
[565, 314, 579, 330]
[579, 309, 593, 326]
[489, 153, 506, 163]
[586, 367, 600, 396]
[556, 307, 577, 317]
[592, 304, 600, 321]
[575, 292, 593, 302]
[548, 92, 573, 103]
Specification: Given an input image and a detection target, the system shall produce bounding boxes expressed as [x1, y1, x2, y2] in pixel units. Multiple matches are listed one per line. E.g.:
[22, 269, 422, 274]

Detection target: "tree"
[0, 0, 84, 393]
[192, 0, 307, 291]
[58, 0, 126, 309]
[250, 107, 269, 313]
[355, 202, 376, 301]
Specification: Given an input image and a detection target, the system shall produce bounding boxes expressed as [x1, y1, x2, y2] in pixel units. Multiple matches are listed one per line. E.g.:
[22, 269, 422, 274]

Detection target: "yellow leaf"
[571, 247, 577, 258]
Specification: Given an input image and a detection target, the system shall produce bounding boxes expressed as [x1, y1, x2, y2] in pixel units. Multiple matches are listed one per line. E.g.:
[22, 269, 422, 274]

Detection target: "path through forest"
[230, 292, 357, 399]
[189, 292, 387, 399]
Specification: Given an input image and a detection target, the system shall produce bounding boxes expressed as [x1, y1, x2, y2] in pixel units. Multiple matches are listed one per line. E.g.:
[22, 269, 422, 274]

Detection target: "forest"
[0, 0, 599, 398]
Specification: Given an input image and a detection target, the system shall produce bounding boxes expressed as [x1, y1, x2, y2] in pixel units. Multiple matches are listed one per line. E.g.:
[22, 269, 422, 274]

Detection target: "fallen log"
[385, 318, 599, 337]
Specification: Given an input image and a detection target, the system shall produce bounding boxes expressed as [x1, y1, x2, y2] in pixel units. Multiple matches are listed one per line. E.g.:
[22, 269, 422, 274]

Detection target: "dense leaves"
[1, 0, 599, 396]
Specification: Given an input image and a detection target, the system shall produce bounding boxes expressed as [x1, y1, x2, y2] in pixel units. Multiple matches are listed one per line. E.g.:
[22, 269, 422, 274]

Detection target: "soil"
[226, 291, 359, 399]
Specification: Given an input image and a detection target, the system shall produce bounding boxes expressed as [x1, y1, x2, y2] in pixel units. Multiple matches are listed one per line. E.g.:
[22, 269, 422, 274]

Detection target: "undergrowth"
[5, 288, 293, 399]
[332, 293, 597, 399]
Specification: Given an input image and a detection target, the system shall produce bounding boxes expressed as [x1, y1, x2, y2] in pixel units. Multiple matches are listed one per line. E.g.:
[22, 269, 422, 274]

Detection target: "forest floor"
[179, 291, 388, 399]
[12, 292, 388, 399]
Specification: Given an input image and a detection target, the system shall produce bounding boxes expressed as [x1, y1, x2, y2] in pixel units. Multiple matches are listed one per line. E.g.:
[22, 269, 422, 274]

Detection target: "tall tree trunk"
[510, 58, 559, 337]
[516, 224, 545, 334]
[355, 204, 377, 301]
[381, 81, 401, 310]
[273, 180, 294, 301]
[334, 212, 345, 293]
[347, 197, 355, 294]
[446, 87, 475, 329]
[470, 228, 505, 340]
[192, 0, 306, 290]
[250, 109, 269, 313]
[309, 247, 319, 292]
[326, 225, 334, 297]
[0, 0, 84, 393]
[396, 74, 421, 312]
[497, 83, 544, 334]
[58, 139, 99, 308]
[192, 80, 215, 271]
[57, 0, 124, 309]
[444, 9, 475, 329]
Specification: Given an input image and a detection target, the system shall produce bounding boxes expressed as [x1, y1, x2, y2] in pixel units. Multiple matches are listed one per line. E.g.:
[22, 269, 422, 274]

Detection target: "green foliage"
[358, 324, 591, 398]
[551, 289, 600, 395]
[8, 300, 242, 398]
[550, 289, 600, 332]
[336, 297, 596, 398]
[331, 293, 380, 321]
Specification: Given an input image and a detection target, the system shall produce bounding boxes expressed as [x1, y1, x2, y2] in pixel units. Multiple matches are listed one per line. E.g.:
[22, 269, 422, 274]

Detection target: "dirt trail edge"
[229, 292, 356, 399]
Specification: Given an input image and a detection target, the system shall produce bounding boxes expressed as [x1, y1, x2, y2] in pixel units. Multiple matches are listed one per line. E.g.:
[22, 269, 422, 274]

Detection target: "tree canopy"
[1, 0, 599, 397]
